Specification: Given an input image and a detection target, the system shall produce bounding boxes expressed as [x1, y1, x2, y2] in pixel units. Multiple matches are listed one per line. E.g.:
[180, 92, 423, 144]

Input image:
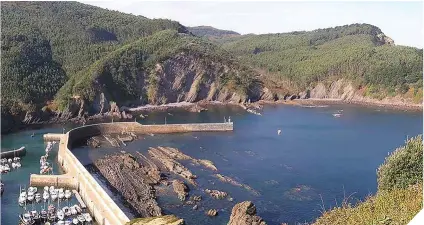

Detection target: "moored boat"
[64, 189, 72, 199]
[57, 209, 65, 220]
[35, 193, 42, 203]
[77, 214, 85, 223]
[83, 213, 93, 223]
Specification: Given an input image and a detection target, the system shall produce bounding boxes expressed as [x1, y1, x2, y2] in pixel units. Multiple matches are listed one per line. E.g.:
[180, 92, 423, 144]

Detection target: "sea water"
[2, 104, 422, 225]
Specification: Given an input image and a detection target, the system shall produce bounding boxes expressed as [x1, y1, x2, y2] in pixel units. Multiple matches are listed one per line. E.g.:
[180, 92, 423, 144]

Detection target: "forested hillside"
[1, 2, 422, 133]
[188, 26, 240, 40]
[217, 24, 423, 101]
[0, 1, 258, 133]
[1, 1, 187, 109]
[55, 30, 259, 115]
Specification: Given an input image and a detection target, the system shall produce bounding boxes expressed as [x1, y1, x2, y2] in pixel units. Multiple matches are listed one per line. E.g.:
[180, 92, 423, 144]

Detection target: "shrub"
[377, 135, 423, 191]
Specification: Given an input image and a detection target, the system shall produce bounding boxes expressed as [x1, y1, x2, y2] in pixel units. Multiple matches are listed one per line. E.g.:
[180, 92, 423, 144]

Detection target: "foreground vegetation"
[314, 136, 423, 225]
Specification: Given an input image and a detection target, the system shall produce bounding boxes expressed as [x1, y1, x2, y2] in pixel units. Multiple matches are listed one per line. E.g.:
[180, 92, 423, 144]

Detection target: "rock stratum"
[92, 146, 264, 223]
[228, 201, 267, 225]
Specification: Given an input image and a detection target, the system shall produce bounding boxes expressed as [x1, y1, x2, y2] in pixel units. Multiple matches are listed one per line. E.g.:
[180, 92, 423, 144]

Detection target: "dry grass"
[313, 183, 422, 225]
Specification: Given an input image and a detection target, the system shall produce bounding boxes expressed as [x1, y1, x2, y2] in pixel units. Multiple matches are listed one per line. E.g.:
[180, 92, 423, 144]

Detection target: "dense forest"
[1, 2, 423, 133]
[213, 24, 423, 99]
[55, 30, 258, 111]
[188, 26, 240, 40]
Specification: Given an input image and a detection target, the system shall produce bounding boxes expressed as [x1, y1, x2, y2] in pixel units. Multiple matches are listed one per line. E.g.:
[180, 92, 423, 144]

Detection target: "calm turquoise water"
[2, 104, 422, 225]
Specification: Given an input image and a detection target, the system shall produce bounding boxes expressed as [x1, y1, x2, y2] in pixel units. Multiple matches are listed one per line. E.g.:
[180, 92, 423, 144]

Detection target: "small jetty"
[103, 134, 120, 147]
[72, 190, 87, 209]
[1, 146, 26, 159]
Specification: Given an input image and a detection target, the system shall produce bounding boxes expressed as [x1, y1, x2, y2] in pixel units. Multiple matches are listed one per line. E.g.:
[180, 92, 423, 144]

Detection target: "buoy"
[277, 130, 282, 135]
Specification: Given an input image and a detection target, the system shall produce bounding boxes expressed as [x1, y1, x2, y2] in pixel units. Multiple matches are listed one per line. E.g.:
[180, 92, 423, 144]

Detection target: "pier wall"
[31, 122, 233, 225]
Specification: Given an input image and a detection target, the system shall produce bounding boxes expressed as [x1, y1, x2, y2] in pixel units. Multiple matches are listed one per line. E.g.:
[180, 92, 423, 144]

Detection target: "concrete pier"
[43, 133, 64, 141]
[1, 146, 26, 158]
[31, 122, 233, 225]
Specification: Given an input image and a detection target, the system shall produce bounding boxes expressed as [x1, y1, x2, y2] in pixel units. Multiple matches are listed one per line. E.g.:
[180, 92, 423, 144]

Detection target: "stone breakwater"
[29, 122, 233, 225]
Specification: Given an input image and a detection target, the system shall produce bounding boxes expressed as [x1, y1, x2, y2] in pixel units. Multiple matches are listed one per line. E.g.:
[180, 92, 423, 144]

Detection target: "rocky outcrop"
[206, 209, 218, 217]
[205, 189, 228, 199]
[214, 174, 260, 196]
[148, 147, 197, 185]
[172, 180, 189, 201]
[126, 215, 184, 225]
[228, 201, 266, 225]
[94, 153, 162, 217]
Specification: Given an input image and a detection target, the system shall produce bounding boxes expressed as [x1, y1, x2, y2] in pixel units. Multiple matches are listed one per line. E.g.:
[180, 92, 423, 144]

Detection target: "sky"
[82, 1, 423, 48]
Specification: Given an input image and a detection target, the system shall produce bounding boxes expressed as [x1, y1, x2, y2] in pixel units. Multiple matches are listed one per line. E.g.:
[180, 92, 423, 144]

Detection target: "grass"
[313, 136, 423, 225]
[313, 183, 422, 225]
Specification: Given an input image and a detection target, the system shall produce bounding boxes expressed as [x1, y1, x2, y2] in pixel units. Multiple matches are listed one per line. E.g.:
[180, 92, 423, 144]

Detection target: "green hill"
[218, 24, 423, 101]
[55, 30, 259, 114]
[188, 26, 240, 40]
[1, 2, 422, 133]
[1, 1, 187, 108]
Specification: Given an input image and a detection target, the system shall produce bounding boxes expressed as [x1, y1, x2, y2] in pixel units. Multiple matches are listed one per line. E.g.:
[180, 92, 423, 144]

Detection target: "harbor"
[1, 104, 422, 225]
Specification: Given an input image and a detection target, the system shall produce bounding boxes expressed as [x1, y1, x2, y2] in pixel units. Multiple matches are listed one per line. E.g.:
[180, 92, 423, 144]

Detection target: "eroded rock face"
[94, 153, 162, 217]
[172, 180, 189, 201]
[228, 201, 266, 225]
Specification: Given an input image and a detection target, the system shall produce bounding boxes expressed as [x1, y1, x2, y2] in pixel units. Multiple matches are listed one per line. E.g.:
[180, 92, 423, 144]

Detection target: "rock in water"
[228, 201, 266, 225]
[206, 209, 218, 217]
[172, 180, 189, 201]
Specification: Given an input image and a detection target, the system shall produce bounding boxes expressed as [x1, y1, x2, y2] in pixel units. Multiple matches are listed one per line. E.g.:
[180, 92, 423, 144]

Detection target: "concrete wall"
[31, 122, 233, 225]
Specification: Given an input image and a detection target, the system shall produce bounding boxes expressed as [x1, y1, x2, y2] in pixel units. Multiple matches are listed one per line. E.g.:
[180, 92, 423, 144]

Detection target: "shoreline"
[2, 98, 421, 135]
[257, 99, 422, 112]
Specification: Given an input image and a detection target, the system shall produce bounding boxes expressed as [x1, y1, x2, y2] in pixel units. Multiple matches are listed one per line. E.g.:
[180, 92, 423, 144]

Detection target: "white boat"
[16, 162, 21, 168]
[13, 157, 20, 162]
[11, 162, 17, 169]
[74, 205, 82, 214]
[332, 113, 342, 117]
[18, 192, 27, 205]
[3, 164, 10, 172]
[8, 158, 12, 163]
[28, 187, 37, 194]
[20, 212, 34, 225]
[70, 206, 77, 215]
[43, 191, 50, 202]
[44, 186, 49, 192]
[63, 206, 72, 217]
[30, 210, 40, 223]
[64, 189, 72, 199]
[57, 209, 65, 220]
[35, 193, 42, 202]
[58, 188, 65, 199]
[50, 190, 58, 201]
[83, 213, 93, 222]
[72, 218, 79, 224]
[49, 186, 55, 193]
[77, 214, 85, 223]
[27, 192, 35, 202]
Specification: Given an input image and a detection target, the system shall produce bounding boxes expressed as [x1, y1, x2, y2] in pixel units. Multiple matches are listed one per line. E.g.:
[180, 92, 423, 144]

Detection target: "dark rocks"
[206, 209, 218, 217]
[148, 147, 197, 185]
[172, 180, 189, 201]
[94, 153, 162, 217]
[228, 201, 266, 225]
[214, 174, 260, 196]
[205, 189, 228, 199]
